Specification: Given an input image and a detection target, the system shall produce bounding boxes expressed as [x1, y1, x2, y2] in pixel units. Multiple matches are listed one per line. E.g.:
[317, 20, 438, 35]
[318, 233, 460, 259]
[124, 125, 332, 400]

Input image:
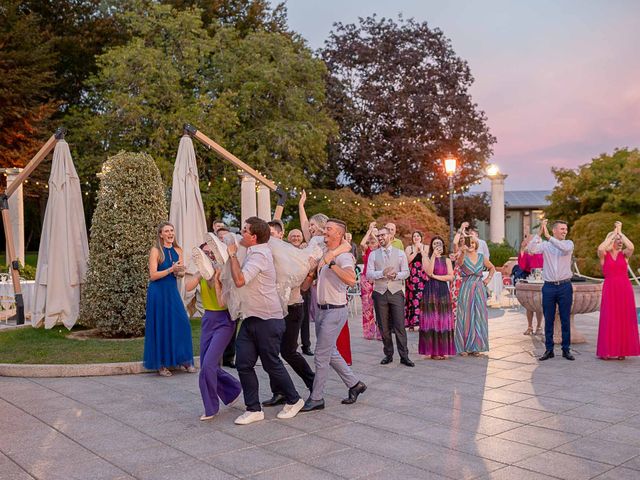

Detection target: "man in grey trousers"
[367, 226, 414, 367]
[301, 218, 367, 412]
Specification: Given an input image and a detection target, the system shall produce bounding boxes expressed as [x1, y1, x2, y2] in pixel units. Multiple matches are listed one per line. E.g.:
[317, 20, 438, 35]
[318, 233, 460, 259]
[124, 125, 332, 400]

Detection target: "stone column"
[2, 168, 25, 266]
[489, 173, 508, 244]
[256, 183, 271, 221]
[240, 173, 257, 225]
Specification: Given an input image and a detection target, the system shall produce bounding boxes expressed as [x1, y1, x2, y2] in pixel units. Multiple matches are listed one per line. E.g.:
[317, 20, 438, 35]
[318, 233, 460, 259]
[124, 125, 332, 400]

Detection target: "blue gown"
[143, 246, 194, 370]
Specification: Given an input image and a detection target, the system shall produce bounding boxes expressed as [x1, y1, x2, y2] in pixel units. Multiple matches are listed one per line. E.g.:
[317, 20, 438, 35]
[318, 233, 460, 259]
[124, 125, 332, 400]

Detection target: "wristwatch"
[328, 260, 336, 269]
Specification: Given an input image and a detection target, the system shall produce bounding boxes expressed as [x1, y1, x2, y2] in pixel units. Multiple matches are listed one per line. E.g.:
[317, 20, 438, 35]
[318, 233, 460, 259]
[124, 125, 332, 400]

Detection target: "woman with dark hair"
[420, 236, 456, 359]
[143, 222, 195, 376]
[360, 222, 381, 340]
[404, 231, 429, 330]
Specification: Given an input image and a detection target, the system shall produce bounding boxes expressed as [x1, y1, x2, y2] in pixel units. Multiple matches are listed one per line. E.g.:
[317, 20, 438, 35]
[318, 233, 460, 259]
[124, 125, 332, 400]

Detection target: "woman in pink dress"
[596, 222, 639, 360]
[360, 222, 381, 340]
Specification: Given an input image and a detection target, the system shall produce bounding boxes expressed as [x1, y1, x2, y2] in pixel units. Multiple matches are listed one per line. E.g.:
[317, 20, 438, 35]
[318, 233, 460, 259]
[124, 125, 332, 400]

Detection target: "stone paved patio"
[2, 304, 640, 479]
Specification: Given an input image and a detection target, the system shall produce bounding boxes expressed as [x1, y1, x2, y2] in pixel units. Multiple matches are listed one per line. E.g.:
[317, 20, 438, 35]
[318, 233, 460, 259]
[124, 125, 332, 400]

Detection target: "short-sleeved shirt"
[200, 278, 225, 311]
[317, 252, 355, 306]
[240, 243, 283, 319]
[391, 238, 404, 250]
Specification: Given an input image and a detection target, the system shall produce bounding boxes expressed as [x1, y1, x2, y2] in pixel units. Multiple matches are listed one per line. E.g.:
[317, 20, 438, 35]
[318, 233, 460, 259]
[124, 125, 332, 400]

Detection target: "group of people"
[142, 195, 639, 424]
[143, 194, 367, 424]
[358, 221, 495, 361]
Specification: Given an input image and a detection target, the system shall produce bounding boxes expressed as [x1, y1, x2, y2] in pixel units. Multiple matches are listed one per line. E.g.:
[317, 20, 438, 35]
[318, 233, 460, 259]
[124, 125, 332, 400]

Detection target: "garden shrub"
[487, 241, 517, 268]
[79, 151, 168, 337]
[571, 212, 639, 278]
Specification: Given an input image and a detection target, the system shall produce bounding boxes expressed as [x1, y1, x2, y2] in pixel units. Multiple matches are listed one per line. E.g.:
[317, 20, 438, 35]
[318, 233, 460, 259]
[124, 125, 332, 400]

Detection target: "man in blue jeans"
[528, 219, 575, 361]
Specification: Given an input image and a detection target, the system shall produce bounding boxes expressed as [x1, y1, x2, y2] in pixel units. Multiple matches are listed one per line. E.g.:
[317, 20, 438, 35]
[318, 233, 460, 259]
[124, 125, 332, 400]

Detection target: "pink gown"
[596, 252, 640, 357]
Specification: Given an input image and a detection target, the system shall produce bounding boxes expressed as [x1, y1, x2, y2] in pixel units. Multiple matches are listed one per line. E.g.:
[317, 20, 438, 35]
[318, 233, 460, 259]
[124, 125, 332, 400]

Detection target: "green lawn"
[0, 319, 202, 364]
[0, 251, 38, 267]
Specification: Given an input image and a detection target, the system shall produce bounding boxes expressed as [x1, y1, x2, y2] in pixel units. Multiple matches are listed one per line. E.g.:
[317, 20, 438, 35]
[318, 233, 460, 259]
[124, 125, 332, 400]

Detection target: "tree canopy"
[545, 148, 640, 226]
[67, 1, 335, 221]
[321, 16, 496, 199]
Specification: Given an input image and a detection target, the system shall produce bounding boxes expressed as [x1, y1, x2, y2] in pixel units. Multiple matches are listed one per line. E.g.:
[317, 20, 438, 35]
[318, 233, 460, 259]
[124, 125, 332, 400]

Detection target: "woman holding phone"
[420, 236, 456, 359]
[454, 236, 495, 356]
[143, 222, 195, 376]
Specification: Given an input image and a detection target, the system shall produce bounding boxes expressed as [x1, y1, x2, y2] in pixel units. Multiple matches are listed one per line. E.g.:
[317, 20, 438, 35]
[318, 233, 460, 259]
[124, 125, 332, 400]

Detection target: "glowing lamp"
[444, 156, 457, 175]
[486, 164, 500, 177]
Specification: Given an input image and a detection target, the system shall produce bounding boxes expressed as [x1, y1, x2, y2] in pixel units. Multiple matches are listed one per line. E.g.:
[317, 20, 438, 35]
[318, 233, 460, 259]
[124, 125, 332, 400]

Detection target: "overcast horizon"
[285, 0, 640, 192]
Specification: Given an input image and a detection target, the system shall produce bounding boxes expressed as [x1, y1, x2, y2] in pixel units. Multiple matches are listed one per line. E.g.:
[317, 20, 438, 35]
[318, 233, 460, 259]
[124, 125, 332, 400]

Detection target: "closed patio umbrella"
[31, 139, 89, 329]
[170, 135, 208, 310]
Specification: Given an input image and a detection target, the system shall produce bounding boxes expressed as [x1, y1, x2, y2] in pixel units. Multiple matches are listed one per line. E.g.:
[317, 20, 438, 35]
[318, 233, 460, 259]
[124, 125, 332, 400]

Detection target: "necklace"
[165, 245, 174, 263]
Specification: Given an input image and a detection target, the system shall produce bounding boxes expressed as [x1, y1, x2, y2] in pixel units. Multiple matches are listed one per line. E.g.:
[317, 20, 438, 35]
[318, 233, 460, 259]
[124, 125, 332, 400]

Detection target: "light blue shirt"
[528, 234, 574, 282]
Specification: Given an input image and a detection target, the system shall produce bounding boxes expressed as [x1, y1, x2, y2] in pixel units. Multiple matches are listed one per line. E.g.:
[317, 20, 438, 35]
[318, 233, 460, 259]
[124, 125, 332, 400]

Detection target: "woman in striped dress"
[454, 237, 495, 355]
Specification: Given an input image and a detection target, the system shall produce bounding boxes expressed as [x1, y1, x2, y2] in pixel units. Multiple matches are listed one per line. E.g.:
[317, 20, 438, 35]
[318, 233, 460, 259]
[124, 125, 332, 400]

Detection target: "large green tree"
[545, 148, 640, 226]
[0, 0, 57, 168]
[321, 16, 496, 201]
[68, 1, 334, 222]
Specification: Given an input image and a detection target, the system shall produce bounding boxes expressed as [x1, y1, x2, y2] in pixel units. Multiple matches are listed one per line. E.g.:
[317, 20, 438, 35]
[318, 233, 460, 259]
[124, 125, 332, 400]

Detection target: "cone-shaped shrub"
[80, 152, 168, 337]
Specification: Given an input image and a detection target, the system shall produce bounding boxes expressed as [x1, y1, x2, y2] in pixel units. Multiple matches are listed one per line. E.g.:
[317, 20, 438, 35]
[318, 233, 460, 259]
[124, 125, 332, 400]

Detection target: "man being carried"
[227, 217, 304, 424]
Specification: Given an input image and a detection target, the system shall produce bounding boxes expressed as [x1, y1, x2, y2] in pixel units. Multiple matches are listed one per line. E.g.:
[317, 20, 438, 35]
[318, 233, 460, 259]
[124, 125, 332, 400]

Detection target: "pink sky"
[286, 0, 640, 190]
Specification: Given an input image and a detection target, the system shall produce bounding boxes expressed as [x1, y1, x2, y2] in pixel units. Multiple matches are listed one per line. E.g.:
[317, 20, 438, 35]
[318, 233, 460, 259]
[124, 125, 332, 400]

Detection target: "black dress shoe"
[539, 350, 555, 361]
[562, 350, 575, 361]
[222, 361, 236, 368]
[400, 358, 415, 367]
[380, 356, 393, 365]
[342, 381, 367, 404]
[261, 393, 286, 407]
[302, 347, 314, 356]
[301, 398, 325, 412]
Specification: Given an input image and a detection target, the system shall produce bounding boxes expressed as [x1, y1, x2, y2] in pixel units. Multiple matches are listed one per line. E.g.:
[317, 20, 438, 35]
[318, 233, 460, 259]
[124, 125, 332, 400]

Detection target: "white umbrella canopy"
[32, 140, 89, 329]
[169, 135, 208, 309]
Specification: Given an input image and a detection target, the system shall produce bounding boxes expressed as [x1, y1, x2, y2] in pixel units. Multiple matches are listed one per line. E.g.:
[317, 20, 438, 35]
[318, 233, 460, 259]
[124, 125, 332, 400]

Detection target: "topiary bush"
[571, 212, 640, 278]
[80, 151, 168, 337]
[488, 241, 518, 268]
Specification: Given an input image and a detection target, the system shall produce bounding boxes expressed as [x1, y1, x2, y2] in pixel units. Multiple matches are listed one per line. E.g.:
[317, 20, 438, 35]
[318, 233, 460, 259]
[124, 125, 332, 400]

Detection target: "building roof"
[503, 190, 551, 209]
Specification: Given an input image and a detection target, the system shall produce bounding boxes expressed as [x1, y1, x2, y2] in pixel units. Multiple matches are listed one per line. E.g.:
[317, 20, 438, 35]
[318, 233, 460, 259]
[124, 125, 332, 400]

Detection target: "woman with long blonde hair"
[143, 222, 195, 376]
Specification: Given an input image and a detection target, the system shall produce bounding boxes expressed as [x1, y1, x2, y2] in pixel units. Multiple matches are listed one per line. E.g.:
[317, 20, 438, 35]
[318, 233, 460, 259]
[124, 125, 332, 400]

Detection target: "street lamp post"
[444, 156, 457, 249]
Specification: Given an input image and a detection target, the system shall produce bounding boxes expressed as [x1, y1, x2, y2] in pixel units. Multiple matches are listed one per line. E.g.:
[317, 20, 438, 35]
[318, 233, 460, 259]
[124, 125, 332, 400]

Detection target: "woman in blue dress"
[143, 222, 195, 376]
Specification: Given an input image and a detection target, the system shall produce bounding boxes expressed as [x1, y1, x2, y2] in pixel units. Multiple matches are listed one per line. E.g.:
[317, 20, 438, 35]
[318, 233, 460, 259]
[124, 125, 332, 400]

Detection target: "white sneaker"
[191, 247, 214, 280]
[234, 410, 264, 425]
[204, 233, 229, 265]
[276, 398, 305, 419]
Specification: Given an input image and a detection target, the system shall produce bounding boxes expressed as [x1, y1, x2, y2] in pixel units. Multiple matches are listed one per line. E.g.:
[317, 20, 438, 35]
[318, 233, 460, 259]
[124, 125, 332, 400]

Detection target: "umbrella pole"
[0, 128, 64, 325]
[184, 124, 287, 220]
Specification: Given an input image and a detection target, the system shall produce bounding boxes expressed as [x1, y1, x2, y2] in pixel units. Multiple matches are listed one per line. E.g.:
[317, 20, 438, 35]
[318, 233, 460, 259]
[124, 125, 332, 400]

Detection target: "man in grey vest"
[366, 227, 414, 367]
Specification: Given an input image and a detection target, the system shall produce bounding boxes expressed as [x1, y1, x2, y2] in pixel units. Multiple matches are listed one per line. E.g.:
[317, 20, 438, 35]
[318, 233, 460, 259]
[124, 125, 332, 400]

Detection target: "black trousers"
[271, 303, 315, 394]
[222, 321, 237, 365]
[300, 290, 312, 350]
[372, 290, 409, 360]
[236, 316, 300, 412]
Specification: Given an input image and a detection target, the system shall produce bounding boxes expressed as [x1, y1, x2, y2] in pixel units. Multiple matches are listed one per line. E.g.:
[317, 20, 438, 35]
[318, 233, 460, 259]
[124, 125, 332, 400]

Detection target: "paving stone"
[531, 414, 611, 435]
[407, 448, 506, 479]
[496, 424, 579, 449]
[554, 436, 640, 466]
[564, 404, 635, 424]
[210, 446, 295, 477]
[588, 423, 640, 447]
[137, 459, 234, 480]
[477, 465, 561, 480]
[592, 467, 640, 480]
[304, 448, 402, 478]
[262, 434, 349, 461]
[484, 404, 553, 424]
[359, 463, 450, 479]
[516, 451, 611, 480]
[0, 453, 34, 480]
[249, 462, 341, 479]
[454, 436, 545, 464]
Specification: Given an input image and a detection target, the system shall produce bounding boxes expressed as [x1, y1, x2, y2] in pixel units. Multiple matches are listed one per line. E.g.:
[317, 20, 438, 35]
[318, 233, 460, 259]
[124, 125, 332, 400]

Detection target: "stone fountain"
[515, 281, 602, 344]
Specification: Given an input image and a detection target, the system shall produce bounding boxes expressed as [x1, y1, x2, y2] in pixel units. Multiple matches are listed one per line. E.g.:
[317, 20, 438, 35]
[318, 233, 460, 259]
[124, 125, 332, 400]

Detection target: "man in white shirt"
[469, 227, 490, 259]
[301, 218, 366, 412]
[227, 217, 304, 424]
[528, 219, 575, 361]
[366, 227, 414, 367]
